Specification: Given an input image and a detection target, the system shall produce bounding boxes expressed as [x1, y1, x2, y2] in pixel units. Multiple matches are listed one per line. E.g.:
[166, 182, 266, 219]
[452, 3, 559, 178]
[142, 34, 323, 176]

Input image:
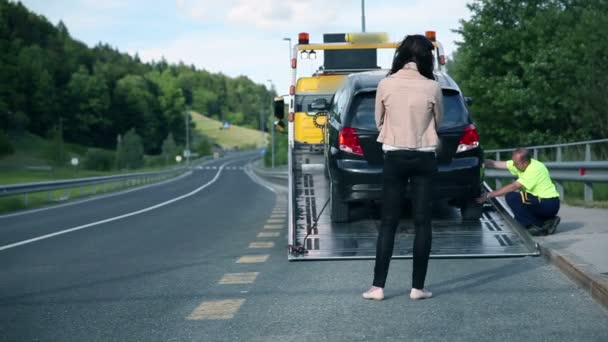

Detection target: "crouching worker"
[477, 148, 560, 236]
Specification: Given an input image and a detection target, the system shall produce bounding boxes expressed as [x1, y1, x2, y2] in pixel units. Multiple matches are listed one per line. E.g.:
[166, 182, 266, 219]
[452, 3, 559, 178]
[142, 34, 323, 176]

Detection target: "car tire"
[330, 183, 350, 223]
[460, 200, 483, 220]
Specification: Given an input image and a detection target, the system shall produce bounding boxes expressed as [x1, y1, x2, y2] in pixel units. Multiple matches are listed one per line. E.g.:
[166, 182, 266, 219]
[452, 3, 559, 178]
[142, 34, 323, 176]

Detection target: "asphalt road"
[1, 152, 607, 342]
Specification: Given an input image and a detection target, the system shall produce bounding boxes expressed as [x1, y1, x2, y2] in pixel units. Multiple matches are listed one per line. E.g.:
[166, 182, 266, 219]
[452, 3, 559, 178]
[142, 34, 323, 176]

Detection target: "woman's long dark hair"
[388, 35, 435, 80]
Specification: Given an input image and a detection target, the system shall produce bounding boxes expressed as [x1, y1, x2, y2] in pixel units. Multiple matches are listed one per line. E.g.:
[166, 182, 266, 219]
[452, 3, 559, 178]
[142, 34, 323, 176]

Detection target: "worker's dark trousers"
[373, 150, 436, 290]
[505, 191, 560, 227]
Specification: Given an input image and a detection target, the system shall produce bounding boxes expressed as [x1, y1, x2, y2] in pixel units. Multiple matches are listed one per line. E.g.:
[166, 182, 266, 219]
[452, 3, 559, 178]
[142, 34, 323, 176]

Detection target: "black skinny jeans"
[373, 150, 437, 290]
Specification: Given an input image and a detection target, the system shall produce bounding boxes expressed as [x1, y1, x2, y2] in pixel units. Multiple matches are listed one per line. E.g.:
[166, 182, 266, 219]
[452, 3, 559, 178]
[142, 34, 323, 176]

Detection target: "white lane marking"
[0, 161, 234, 252]
[0, 171, 193, 219]
[243, 163, 278, 194]
[186, 299, 245, 320]
[0, 155, 239, 219]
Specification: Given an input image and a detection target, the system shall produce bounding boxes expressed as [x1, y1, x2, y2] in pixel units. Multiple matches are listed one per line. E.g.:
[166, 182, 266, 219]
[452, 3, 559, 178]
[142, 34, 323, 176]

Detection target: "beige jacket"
[375, 62, 443, 149]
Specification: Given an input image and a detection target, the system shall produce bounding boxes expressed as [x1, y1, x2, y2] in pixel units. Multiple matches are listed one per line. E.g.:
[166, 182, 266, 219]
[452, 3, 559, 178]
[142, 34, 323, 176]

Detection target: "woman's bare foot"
[410, 288, 432, 300]
[362, 286, 384, 300]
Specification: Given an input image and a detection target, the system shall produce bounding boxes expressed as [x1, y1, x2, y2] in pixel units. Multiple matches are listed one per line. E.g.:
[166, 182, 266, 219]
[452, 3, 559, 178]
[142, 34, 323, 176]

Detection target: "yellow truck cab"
[282, 31, 446, 146]
[293, 74, 346, 144]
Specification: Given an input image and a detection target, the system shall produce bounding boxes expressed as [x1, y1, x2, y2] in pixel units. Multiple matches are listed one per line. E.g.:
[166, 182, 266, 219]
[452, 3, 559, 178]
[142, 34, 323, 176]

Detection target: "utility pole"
[183, 88, 193, 166]
[259, 102, 265, 149]
[282, 37, 292, 60]
[267, 79, 275, 168]
[185, 106, 190, 165]
[59, 116, 64, 164]
[361, 0, 366, 32]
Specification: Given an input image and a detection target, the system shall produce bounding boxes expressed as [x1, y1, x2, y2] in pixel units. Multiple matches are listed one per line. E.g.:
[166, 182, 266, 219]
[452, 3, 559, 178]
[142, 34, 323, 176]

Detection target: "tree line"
[449, 0, 608, 149]
[0, 0, 274, 158]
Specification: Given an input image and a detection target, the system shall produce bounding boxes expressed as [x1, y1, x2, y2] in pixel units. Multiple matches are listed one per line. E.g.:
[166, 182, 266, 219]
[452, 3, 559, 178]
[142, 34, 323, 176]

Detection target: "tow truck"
[273, 31, 539, 260]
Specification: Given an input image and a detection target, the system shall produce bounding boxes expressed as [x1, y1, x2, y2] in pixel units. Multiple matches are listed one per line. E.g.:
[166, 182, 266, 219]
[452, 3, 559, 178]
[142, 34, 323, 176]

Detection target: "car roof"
[345, 69, 461, 93]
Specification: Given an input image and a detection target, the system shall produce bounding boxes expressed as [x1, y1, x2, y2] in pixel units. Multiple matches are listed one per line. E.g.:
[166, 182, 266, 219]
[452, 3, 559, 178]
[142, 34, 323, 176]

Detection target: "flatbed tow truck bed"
[287, 146, 540, 261]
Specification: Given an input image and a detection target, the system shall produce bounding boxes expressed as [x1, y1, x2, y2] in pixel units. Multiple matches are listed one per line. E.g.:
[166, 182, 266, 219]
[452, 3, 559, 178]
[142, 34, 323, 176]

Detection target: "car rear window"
[441, 90, 470, 129]
[348, 92, 377, 130]
[347, 90, 470, 131]
[295, 94, 333, 112]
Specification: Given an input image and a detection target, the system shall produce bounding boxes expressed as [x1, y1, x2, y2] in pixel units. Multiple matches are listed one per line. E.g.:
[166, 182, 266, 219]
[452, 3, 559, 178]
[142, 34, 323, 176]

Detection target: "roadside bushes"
[0, 130, 13, 157]
[116, 128, 144, 170]
[264, 132, 287, 167]
[83, 148, 114, 171]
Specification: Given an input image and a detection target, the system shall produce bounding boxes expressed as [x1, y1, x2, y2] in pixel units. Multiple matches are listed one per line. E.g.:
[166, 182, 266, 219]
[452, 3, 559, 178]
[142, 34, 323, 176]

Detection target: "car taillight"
[339, 127, 363, 156]
[457, 124, 479, 153]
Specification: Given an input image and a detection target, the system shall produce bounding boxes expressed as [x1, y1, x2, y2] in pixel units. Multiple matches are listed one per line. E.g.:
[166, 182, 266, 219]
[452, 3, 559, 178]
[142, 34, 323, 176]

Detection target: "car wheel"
[460, 200, 483, 220]
[330, 183, 350, 223]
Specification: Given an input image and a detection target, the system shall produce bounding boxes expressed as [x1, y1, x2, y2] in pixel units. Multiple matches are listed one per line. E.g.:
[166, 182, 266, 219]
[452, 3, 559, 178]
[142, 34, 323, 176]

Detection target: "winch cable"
[290, 195, 330, 256]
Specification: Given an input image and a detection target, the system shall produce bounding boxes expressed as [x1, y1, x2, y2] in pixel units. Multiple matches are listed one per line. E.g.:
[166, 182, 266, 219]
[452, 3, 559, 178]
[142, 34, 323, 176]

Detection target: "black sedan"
[323, 70, 484, 222]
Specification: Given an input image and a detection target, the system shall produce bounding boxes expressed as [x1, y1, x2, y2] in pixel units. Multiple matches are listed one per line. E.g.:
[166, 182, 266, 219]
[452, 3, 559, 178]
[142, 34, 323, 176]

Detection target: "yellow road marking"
[186, 299, 245, 320]
[249, 241, 275, 248]
[236, 255, 269, 263]
[218, 272, 259, 284]
[257, 232, 280, 238]
[264, 224, 283, 229]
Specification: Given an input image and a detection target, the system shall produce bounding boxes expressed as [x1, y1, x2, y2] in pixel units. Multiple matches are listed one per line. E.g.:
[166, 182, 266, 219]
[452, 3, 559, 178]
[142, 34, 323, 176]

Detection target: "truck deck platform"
[288, 148, 539, 260]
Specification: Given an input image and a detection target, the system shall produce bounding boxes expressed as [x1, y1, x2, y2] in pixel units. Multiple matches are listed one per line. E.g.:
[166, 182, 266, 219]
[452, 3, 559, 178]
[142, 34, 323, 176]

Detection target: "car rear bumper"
[333, 155, 482, 202]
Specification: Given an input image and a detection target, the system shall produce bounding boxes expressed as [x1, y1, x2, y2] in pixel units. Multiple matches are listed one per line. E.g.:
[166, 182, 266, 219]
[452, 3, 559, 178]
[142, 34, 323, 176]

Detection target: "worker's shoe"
[526, 225, 547, 236]
[543, 216, 561, 235]
[410, 288, 433, 300]
[362, 286, 384, 301]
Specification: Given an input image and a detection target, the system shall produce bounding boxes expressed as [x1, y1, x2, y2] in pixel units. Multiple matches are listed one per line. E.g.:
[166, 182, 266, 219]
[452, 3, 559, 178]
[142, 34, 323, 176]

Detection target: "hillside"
[191, 112, 268, 149]
[0, 1, 274, 154]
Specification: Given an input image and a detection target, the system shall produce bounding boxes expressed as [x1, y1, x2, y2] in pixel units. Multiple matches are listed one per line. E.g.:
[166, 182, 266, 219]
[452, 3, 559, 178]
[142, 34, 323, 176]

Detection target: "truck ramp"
[288, 150, 539, 261]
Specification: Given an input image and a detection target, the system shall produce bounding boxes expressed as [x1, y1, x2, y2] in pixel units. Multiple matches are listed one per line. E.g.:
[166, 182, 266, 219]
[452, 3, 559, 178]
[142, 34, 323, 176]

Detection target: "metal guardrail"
[0, 167, 186, 197]
[0, 156, 213, 207]
[485, 139, 608, 204]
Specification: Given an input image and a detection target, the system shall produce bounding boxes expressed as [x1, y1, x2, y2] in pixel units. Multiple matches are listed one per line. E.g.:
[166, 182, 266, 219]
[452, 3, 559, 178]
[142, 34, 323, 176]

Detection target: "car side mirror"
[274, 97, 285, 120]
[464, 96, 473, 107]
[309, 98, 329, 111]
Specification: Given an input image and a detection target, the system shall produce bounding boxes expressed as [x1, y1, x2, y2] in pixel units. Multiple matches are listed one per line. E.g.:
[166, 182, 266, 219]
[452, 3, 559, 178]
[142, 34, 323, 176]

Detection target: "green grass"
[190, 112, 267, 149]
[0, 132, 105, 184]
[0, 132, 193, 185]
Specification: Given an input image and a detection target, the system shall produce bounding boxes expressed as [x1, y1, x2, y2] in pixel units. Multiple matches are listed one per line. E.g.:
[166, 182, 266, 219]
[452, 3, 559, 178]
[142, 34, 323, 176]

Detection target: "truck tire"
[330, 183, 350, 223]
[460, 200, 483, 220]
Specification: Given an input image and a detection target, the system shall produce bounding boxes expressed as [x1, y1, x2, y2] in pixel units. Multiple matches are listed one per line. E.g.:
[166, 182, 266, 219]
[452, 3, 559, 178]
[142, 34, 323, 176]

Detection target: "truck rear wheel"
[330, 183, 350, 223]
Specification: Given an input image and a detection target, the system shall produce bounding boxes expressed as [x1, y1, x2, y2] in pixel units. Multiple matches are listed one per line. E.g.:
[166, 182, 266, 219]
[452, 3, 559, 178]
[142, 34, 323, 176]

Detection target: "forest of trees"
[449, 0, 608, 148]
[1, 0, 607, 160]
[0, 0, 274, 156]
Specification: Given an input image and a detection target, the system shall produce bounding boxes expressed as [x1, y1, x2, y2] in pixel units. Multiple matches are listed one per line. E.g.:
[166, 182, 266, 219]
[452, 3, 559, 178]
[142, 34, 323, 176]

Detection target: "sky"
[20, 0, 474, 95]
